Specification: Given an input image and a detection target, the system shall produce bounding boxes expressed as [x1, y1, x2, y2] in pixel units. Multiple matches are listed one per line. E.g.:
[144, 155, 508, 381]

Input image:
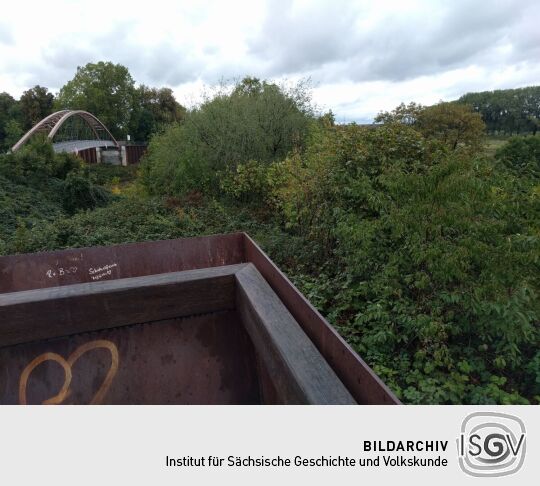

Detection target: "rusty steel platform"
[0, 233, 400, 405]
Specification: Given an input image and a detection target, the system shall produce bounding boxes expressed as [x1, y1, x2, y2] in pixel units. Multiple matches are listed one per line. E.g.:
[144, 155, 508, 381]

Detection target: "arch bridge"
[11, 110, 119, 153]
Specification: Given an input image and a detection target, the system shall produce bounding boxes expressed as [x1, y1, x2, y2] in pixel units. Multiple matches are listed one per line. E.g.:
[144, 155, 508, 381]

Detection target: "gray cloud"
[248, 0, 359, 74]
[32, 23, 203, 90]
[246, 0, 539, 83]
[2, 0, 539, 122]
[0, 22, 14, 45]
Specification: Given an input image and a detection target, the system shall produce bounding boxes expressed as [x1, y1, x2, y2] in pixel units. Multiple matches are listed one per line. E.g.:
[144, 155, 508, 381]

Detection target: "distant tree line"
[0, 62, 186, 152]
[458, 86, 540, 136]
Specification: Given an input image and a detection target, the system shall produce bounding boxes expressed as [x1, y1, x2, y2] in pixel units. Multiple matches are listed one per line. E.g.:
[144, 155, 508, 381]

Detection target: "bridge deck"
[53, 140, 118, 153]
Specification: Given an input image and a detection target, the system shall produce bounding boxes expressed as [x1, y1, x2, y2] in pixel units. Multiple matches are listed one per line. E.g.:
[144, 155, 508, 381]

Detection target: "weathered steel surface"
[0, 232, 400, 404]
[0, 311, 260, 405]
[125, 144, 147, 164]
[76, 146, 98, 163]
[236, 264, 356, 404]
[0, 233, 245, 293]
[0, 265, 242, 347]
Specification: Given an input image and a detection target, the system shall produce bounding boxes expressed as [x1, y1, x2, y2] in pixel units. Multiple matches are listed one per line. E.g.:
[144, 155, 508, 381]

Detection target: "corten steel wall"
[73, 145, 146, 164]
[0, 233, 400, 404]
[0, 311, 261, 405]
[76, 147, 98, 164]
[125, 144, 147, 164]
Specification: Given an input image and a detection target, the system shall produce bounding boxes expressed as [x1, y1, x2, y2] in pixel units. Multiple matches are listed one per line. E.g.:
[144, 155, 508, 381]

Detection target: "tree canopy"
[19, 85, 54, 130]
[459, 86, 540, 135]
[0, 93, 23, 152]
[141, 77, 314, 195]
[376, 101, 485, 153]
[128, 86, 186, 141]
[55, 62, 136, 139]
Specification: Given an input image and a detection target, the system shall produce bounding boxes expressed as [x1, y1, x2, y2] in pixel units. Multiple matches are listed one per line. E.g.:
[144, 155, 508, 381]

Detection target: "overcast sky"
[1, 0, 538, 122]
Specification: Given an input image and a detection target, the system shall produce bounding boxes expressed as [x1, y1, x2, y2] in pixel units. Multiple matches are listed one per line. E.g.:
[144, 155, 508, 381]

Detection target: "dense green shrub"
[495, 135, 540, 175]
[219, 160, 274, 206]
[270, 123, 539, 404]
[140, 77, 314, 196]
[376, 102, 485, 154]
[4, 195, 282, 256]
[0, 139, 112, 249]
[61, 170, 112, 214]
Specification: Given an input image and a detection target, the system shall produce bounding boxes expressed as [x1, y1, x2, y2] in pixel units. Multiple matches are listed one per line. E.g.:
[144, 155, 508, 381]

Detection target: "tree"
[55, 62, 135, 139]
[19, 85, 54, 130]
[192, 77, 313, 165]
[0, 93, 22, 151]
[3, 120, 24, 149]
[375, 101, 485, 154]
[459, 86, 540, 135]
[128, 86, 186, 141]
[270, 122, 538, 404]
[140, 76, 314, 195]
[375, 102, 424, 126]
[417, 102, 485, 152]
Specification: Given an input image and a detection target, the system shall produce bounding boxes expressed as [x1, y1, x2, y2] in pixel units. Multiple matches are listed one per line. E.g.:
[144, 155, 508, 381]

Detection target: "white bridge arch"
[11, 110, 119, 153]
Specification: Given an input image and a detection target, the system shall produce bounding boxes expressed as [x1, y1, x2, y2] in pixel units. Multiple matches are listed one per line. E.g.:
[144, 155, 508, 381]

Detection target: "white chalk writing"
[88, 263, 118, 281]
[45, 266, 78, 279]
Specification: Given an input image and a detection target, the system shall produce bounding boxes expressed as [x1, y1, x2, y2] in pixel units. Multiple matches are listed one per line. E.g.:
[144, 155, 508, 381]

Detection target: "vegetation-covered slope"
[1, 76, 538, 405]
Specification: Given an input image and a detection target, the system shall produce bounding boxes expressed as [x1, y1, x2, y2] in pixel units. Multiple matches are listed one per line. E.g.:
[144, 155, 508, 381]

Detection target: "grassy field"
[483, 133, 540, 158]
[483, 136, 509, 158]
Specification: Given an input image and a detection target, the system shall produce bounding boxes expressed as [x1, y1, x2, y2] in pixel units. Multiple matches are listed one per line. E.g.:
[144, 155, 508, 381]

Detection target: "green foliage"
[2, 120, 24, 150]
[417, 103, 485, 153]
[495, 135, 540, 175]
[376, 102, 485, 154]
[0, 139, 112, 250]
[1, 80, 538, 405]
[375, 102, 424, 125]
[140, 77, 314, 196]
[19, 85, 54, 130]
[0, 92, 22, 152]
[61, 170, 112, 214]
[0, 137, 80, 182]
[459, 86, 540, 135]
[219, 160, 272, 205]
[7, 195, 278, 255]
[139, 123, 214, 196]
[85, 163, 139, 187]
[128, 86, 186, 142]
[55, 61, 135, 139]
[270, 123, 539, 404]
[0, 175, 63, 239]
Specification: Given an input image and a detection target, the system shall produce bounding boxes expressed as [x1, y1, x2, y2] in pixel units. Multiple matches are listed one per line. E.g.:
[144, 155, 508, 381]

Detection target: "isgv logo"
[457, 412, 526, 477]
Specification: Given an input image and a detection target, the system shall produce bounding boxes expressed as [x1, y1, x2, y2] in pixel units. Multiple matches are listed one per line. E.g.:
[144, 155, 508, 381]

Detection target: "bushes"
[495, 135, 540, 175]
[376, 102, 486, 155]
[139, 123, 214, 196]
[140, 77, 314, 197]
[61, 170, 112, 214]
[269, 123, 539, 404]
[0, 139, 112, 252]
[2, 97, 538, 405]
[219, 159, 281, 208]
